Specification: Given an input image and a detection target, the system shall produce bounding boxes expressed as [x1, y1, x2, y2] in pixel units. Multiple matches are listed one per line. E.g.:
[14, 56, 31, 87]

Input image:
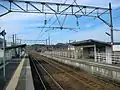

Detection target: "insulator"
[77, 21, 79, 26]
[44, 20, 47, 25]
[44, 13, 47, 25]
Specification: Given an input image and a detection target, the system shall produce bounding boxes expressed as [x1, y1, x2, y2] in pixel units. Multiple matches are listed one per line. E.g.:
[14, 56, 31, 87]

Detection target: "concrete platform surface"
[5, 55, 34, 90]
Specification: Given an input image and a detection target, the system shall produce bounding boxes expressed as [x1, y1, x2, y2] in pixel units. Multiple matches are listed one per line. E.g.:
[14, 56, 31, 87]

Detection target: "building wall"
[83, 48, 89, 59]
[74, 46, 82, 59]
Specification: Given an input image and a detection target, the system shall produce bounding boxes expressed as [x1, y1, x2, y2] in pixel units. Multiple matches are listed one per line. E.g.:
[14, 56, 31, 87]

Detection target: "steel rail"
[30, 53, 119, 90]
[30, 57, 47, 90]
[33, 57, 65, 90]
[42, 56, 115, 90]
[41, 56, 102, 89]
[32, 55, 95, 90]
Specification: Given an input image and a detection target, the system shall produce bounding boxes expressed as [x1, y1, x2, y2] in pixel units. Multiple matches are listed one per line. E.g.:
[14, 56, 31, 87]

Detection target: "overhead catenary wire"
[113, 29, 120, 31]
[114, 7, 120, 11]
[37, 0, 69, 39]
[43, 1, 76, 32]
[36, 0, 120, 39]
[37, 0, 78, 39]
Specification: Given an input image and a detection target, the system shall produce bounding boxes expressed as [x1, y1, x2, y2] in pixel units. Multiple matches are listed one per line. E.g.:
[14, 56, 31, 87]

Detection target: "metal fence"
[96, 53, 120, 64]
[42, 53, 120, 83]
[45, 51, 120, 64]
[0, 49, 13, 65]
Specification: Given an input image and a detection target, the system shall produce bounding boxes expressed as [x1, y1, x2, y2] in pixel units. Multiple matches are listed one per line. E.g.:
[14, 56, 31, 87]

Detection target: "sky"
[0, 0, 120, 45]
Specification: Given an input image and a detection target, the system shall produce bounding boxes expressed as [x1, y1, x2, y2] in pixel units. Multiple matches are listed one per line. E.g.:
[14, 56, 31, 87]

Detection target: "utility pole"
[19, 39, 21, 44]
[12, 34, 17, 45]
[12, 34, 14, 45]
[13, 34, 17, 56]
[45, 39, 47, 46]
[15, 34, 16, 45]
[45, 39, 48, 51]
[48, 34, 50, 46]
[48, 34, 51, 51]
[109, 3, 114, 50]
[69, 40, 71, 58]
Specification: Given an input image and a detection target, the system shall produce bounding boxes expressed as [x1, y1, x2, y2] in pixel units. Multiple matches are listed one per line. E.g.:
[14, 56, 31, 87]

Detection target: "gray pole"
[48, 34, 51, 53]
[109, 3, 114, 50]
[45, 39, 47, 51]
[13, 34, 14, 45]
[20, 39, 21, 44]
[45, 39, 47, 46]
[94, 44, 97, 62]
[48, 35, 50, 46]
[3, 32, 6, 77]
[69, 40, 71, 58]
[15, 34, 16, 45]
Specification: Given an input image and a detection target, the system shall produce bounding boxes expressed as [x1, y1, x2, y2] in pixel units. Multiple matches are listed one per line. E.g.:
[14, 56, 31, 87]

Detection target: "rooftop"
[71, 39, 111, 46]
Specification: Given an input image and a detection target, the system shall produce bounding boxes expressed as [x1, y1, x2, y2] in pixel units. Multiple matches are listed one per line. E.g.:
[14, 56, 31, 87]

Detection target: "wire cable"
[37, 0, 70, 39]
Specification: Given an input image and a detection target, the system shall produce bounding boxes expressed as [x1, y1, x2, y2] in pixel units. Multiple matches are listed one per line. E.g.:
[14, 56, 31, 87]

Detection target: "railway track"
[29, 52, 120, 90]
[31, 56, 91, 90]
[30, 56, 64, 90]
[39, 55, 119, 90]
[29, 56, 46, 90]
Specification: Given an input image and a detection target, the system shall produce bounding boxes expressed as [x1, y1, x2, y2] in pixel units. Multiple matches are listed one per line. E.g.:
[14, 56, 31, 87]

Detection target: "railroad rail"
[29, 56, 64, 90]
[29, 54, 90, 90]
[39, 55, 119, 90]
[30, 56, 47, 90]
[29, 52, 120, 90]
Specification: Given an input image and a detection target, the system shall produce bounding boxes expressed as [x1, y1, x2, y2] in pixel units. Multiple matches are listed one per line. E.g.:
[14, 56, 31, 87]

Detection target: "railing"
[45, 51, 75, 58]
[0, 49, 13, 65]
[45, 51, 120, 64]
[96, 53, 120, 64]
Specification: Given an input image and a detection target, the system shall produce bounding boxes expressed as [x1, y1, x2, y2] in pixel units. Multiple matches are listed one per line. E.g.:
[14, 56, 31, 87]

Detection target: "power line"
[113, 29, 120, 31]
[43, 0, 80, 33]
[37, 0, 69, 39]
[113, 15, 120, 20]
[114, 7, 120, 11]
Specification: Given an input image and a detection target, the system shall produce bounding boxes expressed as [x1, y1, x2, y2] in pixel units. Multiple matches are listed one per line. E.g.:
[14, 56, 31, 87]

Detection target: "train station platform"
[0, 54, 34, 90]
[41, 53, 120, 85]
[0, 58, 21, 90]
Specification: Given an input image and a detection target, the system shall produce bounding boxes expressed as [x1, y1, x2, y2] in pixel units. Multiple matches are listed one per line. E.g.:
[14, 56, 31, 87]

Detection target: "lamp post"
[0, 30, 6, 78]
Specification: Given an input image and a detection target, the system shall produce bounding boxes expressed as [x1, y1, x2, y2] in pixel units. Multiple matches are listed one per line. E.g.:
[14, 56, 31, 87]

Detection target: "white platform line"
[5, 57, 25, 90]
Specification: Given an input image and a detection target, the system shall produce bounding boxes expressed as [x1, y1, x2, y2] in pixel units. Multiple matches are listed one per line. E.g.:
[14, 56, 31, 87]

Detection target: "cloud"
[85, 24, 94, 28]
[0, 0, 120, 44]
[0, 13, 43, 22]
